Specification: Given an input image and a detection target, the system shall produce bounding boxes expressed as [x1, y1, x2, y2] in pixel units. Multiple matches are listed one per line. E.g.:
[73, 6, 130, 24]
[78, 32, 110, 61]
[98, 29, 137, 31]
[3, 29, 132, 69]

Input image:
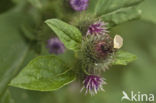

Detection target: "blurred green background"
[0, 0, 156, 103]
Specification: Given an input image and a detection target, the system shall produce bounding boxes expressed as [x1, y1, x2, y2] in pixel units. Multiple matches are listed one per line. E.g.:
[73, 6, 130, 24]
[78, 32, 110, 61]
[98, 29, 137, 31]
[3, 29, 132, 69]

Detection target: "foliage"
[1, 0, 156, 102]
[10, 0, 141, 91]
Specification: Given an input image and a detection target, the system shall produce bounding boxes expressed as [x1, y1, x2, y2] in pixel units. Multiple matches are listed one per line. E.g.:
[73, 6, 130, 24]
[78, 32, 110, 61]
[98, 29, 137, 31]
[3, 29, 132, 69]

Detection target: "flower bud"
[47, 37, 65, 54]
[70, 0, 89, 11]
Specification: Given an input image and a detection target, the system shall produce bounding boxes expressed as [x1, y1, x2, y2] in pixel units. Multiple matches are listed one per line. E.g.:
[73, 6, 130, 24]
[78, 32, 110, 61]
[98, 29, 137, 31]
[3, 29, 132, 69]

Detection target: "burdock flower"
[47, 37, 65, 54]
[81, 75, 106, 95]
[70, 0, 89, 11]
[87, 20, 108, 35]
[94, 34, 114, 59]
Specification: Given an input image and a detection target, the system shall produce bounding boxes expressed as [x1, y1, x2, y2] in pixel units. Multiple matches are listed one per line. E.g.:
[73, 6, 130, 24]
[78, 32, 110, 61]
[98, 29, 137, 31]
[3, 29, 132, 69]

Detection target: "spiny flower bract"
[80, 34, 116, 73]
[94, 34, 115, 59]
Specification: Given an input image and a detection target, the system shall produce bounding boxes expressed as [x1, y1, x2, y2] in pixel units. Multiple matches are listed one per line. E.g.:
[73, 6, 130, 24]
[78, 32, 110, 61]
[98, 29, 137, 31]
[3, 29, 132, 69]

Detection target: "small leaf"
[113, 51, 137, 65]
[45, 19, 82, 52]
[10, 55, 76, 91]
[101, 7, 141, 28]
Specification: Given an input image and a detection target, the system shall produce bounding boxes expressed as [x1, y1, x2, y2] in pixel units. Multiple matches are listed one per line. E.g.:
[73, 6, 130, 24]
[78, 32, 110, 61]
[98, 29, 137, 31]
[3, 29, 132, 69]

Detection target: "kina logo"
[121, 91, 154, 102]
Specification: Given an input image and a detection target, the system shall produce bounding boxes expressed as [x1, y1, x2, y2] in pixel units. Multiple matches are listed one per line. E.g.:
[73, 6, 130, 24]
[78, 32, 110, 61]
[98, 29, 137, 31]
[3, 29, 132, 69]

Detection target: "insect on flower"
[95, 39, 114, 59]
[47, 37, 65, 54]
[81, 75, 106, 95]
[113, 34, 123, 49]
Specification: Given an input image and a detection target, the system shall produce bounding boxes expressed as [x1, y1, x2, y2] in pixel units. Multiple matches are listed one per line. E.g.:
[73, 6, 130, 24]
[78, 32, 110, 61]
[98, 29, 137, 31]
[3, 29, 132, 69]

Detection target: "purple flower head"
[87, 20, 108, 35]
[70, 0, 89, 11]
[81, 75, 106, 95]
[47, 37, 65, 54]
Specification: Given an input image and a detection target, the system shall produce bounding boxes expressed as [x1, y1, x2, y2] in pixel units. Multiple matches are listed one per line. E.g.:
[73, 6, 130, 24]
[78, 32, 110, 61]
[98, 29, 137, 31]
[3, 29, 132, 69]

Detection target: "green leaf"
[113, 51, 137, 65]
[45, 19, 82, 52]
[138, 0, 156, 23]
[21, 25, 36, 41]
[10, 55, 76, 91]
[0, 90, 14, 103]
[92, 0, 144, 16]
[101, 7, 141, 28]
[0, 10, 35, 97]
[87, 0, 144, 27]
